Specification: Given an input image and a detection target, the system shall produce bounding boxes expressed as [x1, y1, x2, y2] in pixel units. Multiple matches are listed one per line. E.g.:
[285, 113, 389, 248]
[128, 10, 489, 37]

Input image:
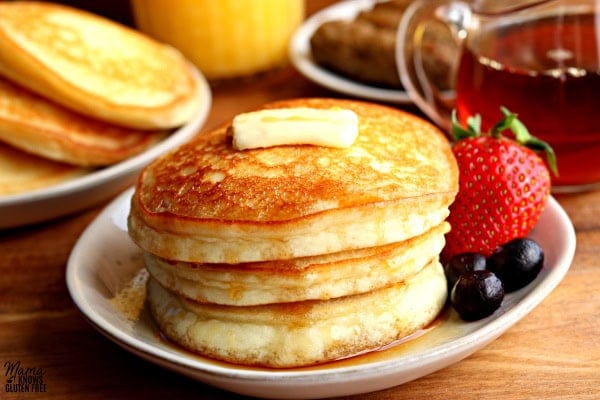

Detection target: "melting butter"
[232, 107, 359, 150]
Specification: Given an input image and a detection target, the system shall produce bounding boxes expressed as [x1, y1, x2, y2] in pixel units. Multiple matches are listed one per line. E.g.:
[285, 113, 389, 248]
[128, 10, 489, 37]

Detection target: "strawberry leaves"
[451, 110, 481, 140]
[451, 107, 558, 176]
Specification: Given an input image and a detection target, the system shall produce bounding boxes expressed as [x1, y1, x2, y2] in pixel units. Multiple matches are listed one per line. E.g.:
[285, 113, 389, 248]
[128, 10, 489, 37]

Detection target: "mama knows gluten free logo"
[4, 361, 47, 393]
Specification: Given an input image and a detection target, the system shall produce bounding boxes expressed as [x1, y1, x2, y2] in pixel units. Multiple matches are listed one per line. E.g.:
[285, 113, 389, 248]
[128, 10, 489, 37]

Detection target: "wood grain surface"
[0, 1, 598, 399]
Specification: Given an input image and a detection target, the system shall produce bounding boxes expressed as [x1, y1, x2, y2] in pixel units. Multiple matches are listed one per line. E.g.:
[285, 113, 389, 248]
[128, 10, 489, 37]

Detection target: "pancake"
[0, 1, 201, 129]
[129, 98, 458, 263]
[147, 258, 447, 368]
[0, 77, 167, 166]
[144, 222, 449, 306]
[0, 142, 89, 195]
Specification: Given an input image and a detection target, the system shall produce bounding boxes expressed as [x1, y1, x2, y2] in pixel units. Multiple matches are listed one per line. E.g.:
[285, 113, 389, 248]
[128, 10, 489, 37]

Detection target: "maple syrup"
[456, 12, 600, 190]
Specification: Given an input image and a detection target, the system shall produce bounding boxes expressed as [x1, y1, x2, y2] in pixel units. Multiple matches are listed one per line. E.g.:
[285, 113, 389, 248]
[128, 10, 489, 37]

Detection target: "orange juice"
[131, 0, 305, 80]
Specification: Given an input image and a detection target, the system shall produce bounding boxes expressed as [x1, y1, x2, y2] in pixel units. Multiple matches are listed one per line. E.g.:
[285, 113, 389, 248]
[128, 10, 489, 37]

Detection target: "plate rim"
[66, 190, 576, 397]
[289, 0, 411, 104]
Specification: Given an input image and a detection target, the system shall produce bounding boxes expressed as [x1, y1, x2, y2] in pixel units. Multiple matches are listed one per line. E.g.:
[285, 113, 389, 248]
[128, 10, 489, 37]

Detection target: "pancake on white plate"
[0, 1, 201, 129]
[130, 98, 458, 368]
[0, 77, 167, 167]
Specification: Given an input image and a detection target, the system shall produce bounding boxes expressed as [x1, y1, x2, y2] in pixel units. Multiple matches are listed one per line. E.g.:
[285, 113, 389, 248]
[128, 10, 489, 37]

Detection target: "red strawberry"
[442, 107, 558, 261]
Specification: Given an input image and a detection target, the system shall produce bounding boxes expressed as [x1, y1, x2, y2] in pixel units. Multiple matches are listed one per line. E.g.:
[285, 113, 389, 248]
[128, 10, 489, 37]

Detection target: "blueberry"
[487, 238, 544, 292]
[443, 252, 487, 290]
[451, 270, 504, 321]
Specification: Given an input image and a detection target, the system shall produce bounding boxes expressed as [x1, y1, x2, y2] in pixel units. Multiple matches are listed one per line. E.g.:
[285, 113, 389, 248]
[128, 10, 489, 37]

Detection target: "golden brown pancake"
[0, 77, 167, 166]
[0, 142, 89, 195]
[144, 222, 449, 305]
[134, 98, 457, 368]
[147, 258, 448, 368]
[129, 98, 458, 263]
[0, 1, 201, 129]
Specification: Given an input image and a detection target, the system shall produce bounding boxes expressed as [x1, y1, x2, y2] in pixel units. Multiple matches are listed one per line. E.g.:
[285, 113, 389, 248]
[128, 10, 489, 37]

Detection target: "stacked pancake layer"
[144, 223, 449, 306]
[0, 1, 201, 130]
[129, 98, 458, 368]
[0, 77, 167, 167]
[0, 2, 204, 195]
[0, 141, 89, 195]
[147, 259, 447, 368]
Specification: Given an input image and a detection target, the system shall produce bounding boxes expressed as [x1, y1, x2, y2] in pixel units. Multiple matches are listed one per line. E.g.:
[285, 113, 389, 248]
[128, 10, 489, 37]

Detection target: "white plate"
[67, 189, 575, 399]
[289, 0, 411, 104]
[0, 67, 211, 230]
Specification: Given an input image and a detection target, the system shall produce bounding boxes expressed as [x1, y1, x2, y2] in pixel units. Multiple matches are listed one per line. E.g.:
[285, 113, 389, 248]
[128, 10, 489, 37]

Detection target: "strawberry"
[442, 107, 558, 261]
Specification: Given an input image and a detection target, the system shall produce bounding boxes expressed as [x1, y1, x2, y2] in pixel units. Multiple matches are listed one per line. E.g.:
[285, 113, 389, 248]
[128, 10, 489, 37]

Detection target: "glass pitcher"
[397, 0, 600, 192]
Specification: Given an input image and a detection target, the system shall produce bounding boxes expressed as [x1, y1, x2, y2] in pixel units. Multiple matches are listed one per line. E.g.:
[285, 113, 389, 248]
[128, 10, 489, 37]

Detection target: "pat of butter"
[232, 107, 359, 150]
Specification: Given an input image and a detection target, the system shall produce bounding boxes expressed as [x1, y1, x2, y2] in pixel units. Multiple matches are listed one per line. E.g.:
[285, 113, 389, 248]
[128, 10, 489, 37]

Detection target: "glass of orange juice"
[131, 0, 305, 81]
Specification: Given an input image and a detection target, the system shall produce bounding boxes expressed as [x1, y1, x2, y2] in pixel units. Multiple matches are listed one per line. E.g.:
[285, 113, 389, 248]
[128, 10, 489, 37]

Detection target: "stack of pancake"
[128, 98, 458, 368]
[0, 2, 202, 195]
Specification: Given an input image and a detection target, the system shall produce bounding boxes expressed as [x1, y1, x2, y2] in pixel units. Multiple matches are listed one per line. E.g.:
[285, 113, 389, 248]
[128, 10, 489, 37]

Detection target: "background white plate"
[0, 67, 211, 230]
[289, 0, 411, 103]
[66, 189, 575, 399]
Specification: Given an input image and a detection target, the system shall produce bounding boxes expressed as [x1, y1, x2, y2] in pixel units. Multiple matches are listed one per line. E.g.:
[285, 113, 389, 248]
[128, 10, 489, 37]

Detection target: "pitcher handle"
[396, 0, 471, 132]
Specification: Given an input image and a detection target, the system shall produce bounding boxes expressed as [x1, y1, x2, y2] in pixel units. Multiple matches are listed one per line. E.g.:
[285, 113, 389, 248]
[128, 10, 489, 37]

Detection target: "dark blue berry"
[487, 238, 544, 292]
[451, 270, 504, 321]
[444, 252, 487, 290]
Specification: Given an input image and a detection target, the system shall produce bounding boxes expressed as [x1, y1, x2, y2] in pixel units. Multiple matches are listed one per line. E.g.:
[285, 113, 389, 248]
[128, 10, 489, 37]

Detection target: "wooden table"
[1, 1, 599, 399]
